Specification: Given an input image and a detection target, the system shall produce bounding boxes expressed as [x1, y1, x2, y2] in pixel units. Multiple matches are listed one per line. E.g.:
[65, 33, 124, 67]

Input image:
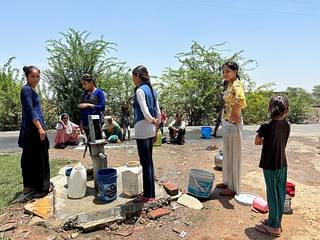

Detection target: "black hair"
[222, 61, 240, 79]
[223, 80, 228, 90]
[23, 66, 40, 78]
[176, 113, 183, 118]
[81, 74, 96, 87]
[132, 65, 157, 109]
[268, 96, 289, 118]
[61, 113, 69, 120]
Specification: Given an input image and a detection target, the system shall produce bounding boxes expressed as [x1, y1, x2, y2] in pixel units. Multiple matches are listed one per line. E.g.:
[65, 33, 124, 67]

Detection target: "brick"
[163, 182, 179, 196]
[147, 208, 171, 219]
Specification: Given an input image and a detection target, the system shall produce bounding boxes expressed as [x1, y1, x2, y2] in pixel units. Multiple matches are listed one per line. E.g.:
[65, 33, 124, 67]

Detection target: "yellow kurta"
[223, 79, 247, 121]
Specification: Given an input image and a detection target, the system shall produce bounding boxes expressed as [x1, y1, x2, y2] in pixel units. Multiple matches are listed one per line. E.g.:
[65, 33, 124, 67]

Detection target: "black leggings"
[136, 138, 155, 198]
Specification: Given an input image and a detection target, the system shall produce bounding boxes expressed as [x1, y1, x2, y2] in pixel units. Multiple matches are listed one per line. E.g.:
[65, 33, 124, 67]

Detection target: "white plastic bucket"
[188, 169, 215, 198]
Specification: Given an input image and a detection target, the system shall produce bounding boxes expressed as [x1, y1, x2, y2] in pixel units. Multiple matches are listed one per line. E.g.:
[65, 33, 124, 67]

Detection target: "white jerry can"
[67, 163, 87, 199]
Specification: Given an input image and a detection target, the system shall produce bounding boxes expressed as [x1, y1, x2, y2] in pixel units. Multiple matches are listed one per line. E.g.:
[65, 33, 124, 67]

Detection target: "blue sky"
[0, 0, 319, 91]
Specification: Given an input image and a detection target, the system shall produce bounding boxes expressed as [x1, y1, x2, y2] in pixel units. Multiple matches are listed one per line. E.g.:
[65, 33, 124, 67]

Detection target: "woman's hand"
[152, 118, 160, 144]
[60, 120, 66, 128]
[79, 103, 95, 109]
[152, 118, 160, 127]
[80, 123, 84, 135]
[255, 135, 263, 145]
[38, 128, 46, 141]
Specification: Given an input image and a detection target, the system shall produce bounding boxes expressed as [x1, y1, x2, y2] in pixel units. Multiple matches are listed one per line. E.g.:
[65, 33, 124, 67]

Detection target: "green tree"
[286, 87, 313, 123]
[0, 58, 22, 130]
[37, 82, 58, 129]
[157, 41, 256, 125]
[44, 28, 116, 123]
[98, 63, 134, 119]
[312, 85, 320, 105]
[242, 83, 275, 124]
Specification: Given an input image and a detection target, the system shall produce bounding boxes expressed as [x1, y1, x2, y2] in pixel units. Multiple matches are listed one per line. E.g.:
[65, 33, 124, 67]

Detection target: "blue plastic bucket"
[188, 169, 215, 198]
[201, 126, 212, 139]
[96, 168, 117, 202]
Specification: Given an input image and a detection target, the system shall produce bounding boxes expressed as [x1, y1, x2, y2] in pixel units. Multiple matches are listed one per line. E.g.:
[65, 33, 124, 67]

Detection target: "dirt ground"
[1, 126, 320, 240]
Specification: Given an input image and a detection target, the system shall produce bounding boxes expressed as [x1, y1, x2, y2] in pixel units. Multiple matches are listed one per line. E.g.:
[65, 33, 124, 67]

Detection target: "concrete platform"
[52, 166, 167, 229]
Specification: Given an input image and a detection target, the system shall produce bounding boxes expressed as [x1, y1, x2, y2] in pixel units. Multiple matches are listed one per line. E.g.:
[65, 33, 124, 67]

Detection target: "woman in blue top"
[132, 65, 160, 203]
[18, 66, 52, 197]
[79, 74, 106, 140]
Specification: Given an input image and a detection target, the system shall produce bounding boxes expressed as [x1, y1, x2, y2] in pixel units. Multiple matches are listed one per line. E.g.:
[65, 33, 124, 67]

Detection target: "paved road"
[0, 124, 319, 153]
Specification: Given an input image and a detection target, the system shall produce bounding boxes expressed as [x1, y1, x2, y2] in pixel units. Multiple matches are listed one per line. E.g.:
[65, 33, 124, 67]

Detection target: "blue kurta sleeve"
[21, 86, 40, 121]
[94, 90, 106, 111]
[80, 108, 85, 123]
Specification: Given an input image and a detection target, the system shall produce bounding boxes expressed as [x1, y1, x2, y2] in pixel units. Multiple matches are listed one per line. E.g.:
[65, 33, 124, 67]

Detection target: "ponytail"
[268, 96, 289, 118]
[133, 65, 157, 109]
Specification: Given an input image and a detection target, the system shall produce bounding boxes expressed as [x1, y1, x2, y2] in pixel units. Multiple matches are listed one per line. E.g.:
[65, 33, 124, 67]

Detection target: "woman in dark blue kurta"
[79, 74, 106, 139]
[18, 66, 51, 197]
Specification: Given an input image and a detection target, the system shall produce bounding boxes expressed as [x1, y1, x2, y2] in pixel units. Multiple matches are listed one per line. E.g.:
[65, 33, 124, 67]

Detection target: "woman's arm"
[22, 86, 41, 122]
[79, 90, 106, 111]
[255, 124, 265, 145]
[22, 87, 46, 140]
[94, 90, 106, 111]
[229, 81, 246, 123]
[229, 105, 242, 124]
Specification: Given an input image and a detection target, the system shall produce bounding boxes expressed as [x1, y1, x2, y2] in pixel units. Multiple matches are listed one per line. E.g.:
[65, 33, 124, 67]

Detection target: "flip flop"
[220, 188, 236, 197]
[260, 219, 268, 225]
[133, 195, 156, 203]
[216, 183, 228, 189]
[255, 224, 281, 237]
[260, 220, 283, 232]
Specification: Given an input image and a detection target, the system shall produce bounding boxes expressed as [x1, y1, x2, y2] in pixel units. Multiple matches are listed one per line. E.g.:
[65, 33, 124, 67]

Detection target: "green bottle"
[154, 130, 162, 146]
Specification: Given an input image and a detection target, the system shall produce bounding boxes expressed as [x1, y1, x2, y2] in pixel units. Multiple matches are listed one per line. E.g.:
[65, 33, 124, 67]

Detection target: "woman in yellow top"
[216, 61, 247, 197]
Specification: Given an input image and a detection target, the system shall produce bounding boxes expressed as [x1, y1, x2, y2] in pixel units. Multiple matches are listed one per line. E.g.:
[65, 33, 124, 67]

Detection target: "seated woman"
[120, 104, 131, 141]
[54, 113, 80, 149]
[102, 116, 123, 143]
[168, 113, 186, 145]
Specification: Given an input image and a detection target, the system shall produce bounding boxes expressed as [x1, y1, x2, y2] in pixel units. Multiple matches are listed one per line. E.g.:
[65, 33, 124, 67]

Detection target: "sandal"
[260, 219, 268, 225]
[255, 224, 281, 237]
[220, 188, 236, 197]
[216, 183, 228, 189]
[133, 195, 156, 203]
[260, 219, 283, 232]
